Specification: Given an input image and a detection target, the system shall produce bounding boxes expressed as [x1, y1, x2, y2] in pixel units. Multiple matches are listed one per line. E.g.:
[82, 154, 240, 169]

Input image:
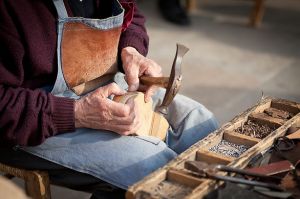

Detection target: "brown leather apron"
[51, 0, 124, 96]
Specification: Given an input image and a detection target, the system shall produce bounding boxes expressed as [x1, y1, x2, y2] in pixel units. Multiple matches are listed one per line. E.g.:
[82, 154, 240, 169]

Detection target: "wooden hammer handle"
[139, 76, 169, 88]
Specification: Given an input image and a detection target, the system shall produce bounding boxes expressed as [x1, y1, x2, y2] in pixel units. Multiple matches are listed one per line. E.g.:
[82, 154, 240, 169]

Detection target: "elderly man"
[0, 0, 217, 198]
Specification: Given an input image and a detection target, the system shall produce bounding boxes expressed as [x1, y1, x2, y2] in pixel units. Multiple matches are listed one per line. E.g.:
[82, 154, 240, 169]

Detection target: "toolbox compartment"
[127, 98, 300, 199]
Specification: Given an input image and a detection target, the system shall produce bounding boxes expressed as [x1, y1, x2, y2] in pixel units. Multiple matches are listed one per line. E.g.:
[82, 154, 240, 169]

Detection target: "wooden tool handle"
[139, 76, 169, 88]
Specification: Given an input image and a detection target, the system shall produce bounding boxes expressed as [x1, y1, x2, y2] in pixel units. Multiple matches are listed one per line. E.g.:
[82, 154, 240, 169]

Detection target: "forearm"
[0, 85, 75, 147]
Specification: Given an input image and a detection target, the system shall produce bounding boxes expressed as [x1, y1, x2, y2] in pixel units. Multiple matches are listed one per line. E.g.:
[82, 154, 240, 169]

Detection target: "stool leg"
[250, 0, 266, 27]
[25, 171, 51, 199]
[186, 0, 197, 12]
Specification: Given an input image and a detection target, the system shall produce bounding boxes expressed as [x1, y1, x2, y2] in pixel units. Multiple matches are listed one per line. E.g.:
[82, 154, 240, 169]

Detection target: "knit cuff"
[51, 96, 75, 133]
[119, 32, 148, 57]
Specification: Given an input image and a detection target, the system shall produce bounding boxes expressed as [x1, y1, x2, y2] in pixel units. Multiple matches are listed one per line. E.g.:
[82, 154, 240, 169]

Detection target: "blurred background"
[13, 0, 300, 198]
[144, 0, 300, 125]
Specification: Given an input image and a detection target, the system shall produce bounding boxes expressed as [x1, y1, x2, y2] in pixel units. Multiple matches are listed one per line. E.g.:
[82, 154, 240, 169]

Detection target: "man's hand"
[121, 47, 162, 102]
[74, 83, 142, 135]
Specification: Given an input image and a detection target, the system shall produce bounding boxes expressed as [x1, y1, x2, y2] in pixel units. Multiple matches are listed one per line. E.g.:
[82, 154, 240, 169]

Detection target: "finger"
[105, 83, 126, 96]
[117, 111, 142, 136]
[95, 83, 126, 98]
[125, 67, 140, 92]
[106, 99, 131, 117]
[145, 86, 158, 103]
[141, 59, 162, 77]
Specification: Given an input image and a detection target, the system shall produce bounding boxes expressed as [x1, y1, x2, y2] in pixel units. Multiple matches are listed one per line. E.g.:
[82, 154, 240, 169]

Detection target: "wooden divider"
[127, 97, 300, 199]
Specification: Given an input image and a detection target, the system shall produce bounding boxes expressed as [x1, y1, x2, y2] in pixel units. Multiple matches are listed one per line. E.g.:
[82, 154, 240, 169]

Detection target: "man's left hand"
[121, 46, 162, 102]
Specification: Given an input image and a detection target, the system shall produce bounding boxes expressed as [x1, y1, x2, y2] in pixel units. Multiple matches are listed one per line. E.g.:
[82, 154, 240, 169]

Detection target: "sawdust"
[149, 181, 192, 199]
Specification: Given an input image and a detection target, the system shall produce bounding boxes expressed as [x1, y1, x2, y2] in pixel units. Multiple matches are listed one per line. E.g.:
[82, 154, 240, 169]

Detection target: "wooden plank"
[167, 169, 204, 187]
[271, 99, 300, 115]
[223, 131, 260, 147]
[196, 150, 234, 165]
[248, 112, 284, 128]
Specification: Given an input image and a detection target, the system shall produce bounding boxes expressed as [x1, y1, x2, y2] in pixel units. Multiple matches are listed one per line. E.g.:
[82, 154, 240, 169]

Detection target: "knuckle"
[121, 106, 131, 117]
[110, 82, 118, 90]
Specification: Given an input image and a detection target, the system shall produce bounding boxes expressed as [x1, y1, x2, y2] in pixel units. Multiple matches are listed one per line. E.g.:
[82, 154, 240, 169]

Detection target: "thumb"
[107, 83, 126, 96]
[98, 83, 126, 97]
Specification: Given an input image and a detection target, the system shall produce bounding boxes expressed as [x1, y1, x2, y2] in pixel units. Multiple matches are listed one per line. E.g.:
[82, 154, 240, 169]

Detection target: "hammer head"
[157, 43, 189, 114]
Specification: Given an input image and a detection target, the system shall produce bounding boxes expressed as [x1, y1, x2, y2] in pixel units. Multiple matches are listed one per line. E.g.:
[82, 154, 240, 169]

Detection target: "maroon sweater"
[0, 0, 149, 147]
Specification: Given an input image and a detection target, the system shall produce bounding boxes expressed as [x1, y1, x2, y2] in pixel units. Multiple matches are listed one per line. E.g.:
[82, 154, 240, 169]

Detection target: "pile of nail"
[235, 120, 276, 139]
[209, 140, 249, 158]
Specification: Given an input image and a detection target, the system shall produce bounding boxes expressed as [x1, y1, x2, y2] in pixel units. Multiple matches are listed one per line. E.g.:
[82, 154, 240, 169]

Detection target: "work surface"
[13, 0, 300, 198]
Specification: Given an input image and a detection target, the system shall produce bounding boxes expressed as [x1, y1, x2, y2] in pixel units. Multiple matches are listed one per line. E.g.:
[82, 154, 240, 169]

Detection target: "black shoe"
[158, 0, 190, 26]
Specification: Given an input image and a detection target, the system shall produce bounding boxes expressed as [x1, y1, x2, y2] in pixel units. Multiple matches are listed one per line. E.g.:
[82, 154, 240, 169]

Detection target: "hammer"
[139, 43, 189, 114]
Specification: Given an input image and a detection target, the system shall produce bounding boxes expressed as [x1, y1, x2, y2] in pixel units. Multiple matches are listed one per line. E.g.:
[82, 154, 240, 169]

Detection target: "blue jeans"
[21, 73, 218, 189]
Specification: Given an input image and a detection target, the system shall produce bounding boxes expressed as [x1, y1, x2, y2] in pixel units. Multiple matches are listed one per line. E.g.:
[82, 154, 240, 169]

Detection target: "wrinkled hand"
[121, 47, 162, 102]
[74, 83, 142, 135]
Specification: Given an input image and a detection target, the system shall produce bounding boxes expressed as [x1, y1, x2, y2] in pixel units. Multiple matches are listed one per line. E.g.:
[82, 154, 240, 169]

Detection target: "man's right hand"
[74, 83, 142, 136]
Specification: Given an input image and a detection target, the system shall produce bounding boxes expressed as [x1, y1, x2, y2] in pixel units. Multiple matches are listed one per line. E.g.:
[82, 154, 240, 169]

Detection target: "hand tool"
[246, 160, 294, 176]
[184, 160, 283, 191]
[139, 43, 189, 114]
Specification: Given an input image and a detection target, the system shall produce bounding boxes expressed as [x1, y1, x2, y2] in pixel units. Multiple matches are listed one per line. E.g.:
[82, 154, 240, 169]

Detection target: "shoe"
[158, 0, 190, 26]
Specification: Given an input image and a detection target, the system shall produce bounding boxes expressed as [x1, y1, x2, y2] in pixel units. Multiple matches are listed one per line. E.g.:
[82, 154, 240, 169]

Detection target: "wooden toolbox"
[126, 97, 300, 199]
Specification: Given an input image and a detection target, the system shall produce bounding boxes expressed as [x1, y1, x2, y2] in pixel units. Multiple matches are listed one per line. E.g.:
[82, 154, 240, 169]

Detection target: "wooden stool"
[185, 0, 266, 28]
[0, 162, 51, 199]
[186, 0, 197, 12]
[250, 0, 266, 27]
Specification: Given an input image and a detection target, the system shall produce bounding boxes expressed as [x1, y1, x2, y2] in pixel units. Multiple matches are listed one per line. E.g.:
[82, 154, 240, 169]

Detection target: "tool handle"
[139, 76, 169, 88]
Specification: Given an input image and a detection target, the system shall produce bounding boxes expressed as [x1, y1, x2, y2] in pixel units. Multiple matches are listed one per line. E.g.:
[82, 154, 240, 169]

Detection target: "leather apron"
[51, 0, 124, 97]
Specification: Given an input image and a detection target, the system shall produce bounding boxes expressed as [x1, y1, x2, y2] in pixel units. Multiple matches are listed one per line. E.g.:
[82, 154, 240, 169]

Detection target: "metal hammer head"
[157, 43, 189, 114]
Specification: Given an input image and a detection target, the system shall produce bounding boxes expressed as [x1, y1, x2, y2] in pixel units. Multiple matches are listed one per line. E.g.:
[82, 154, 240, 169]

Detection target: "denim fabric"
[22, 0, 219, 190]
[23, 73, 218, 189]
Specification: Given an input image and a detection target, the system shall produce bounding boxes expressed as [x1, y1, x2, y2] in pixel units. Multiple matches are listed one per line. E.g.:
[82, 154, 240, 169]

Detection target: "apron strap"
[52, 0, 69, 19]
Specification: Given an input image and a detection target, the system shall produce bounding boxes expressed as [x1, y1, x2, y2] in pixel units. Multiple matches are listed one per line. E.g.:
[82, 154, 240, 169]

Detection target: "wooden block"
[150, 112, 169, 140]
[167, 169, 204, 187]
[196, 150, 234, 165]
[248, 112, 284, 128]
[223, 131, 260, 147]
[114, 92, 168, 140]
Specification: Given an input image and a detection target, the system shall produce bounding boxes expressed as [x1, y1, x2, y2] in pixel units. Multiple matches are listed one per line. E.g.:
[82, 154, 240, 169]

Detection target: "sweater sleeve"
[118, 0, 149, 56]
[0, 1, 75, 147]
